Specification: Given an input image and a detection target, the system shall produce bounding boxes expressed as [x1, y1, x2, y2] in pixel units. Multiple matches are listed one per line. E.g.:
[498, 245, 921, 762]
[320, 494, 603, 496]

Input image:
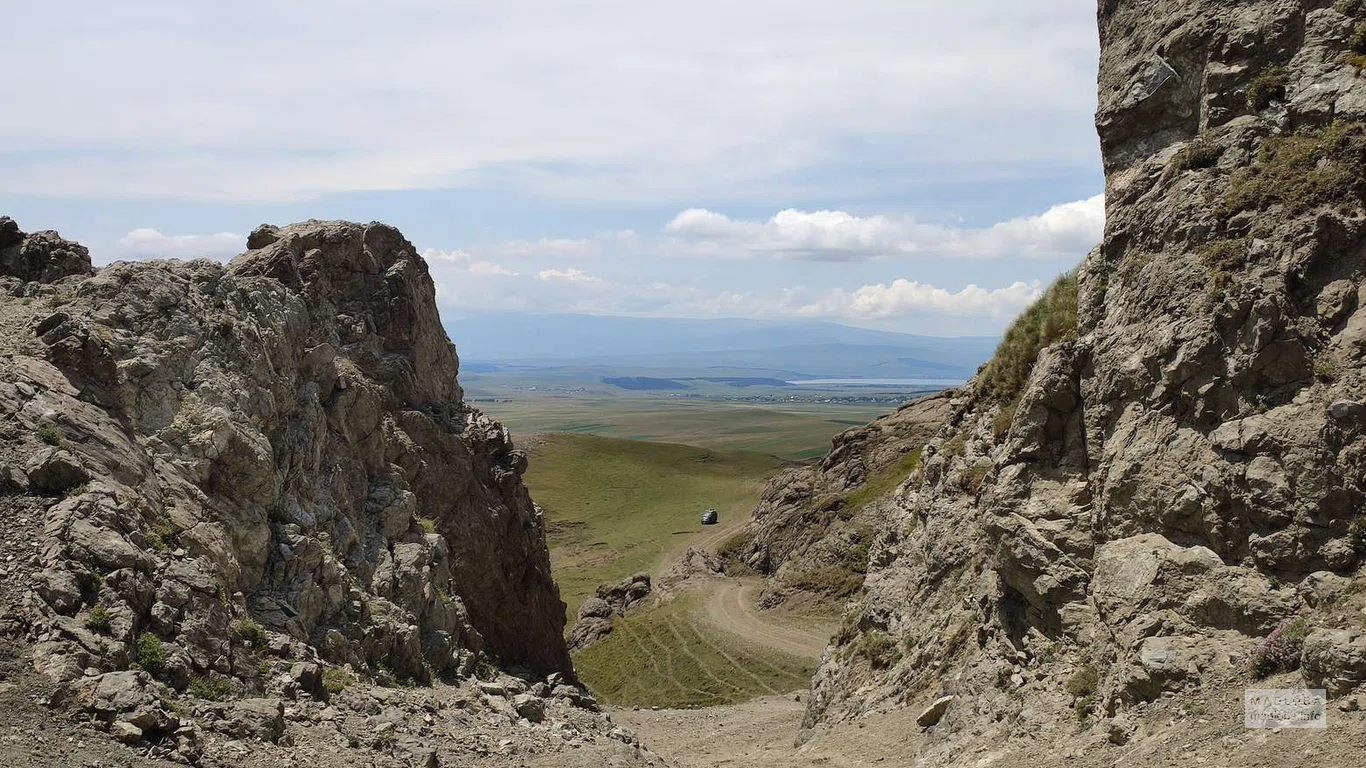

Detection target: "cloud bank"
[664, 195, 1103, 261]
[116, 229, 245, 261]
[0, 1, 1099, 202]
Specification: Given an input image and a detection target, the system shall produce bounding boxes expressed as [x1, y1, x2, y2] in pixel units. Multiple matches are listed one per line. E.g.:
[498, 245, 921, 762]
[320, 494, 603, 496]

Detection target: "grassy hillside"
[491, 398, 888, 460]
[522, 434, 784, 616]
[573, 595, 815, 708]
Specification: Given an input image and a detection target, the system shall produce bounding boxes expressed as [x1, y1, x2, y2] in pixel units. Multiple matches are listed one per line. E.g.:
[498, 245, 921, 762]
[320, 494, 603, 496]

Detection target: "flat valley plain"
[485, 394, 896, 460]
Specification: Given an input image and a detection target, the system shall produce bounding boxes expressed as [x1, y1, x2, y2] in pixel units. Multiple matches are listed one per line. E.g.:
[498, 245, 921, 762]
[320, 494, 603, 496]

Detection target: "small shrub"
[417, 517, 437, 535]
[188, 675, 234, 701]
[323, 667, 350, 695]
[1172, 138, 1223, 171]
[978, 272, 1079, 402]
[1075, 695, 1094, 727]
[1350, 515, 1366, 551]
[36, 425, 62, 446]
[232, 618, 267, 648]
[1249, 617, 1309, 678]
[1247, 66, 1288, 110]
[145, 520, 177, 552]
[135, 632, 165, 674]
[852, 630, 901, 669]
[217, 319, 234, 337]
[87, 605, 111, 634]
[1314, 357, 1340, 382]
[1338, 0, 1364, 16]
[1065, 664, 1099, 698]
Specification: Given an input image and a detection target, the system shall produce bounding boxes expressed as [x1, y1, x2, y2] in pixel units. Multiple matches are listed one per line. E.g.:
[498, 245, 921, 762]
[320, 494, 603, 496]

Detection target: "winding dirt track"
[701, 579, 830, 660]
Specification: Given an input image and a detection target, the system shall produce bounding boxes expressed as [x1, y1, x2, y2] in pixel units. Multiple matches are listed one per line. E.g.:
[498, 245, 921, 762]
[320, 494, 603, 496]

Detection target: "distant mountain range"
[445, 313, 1000, 380]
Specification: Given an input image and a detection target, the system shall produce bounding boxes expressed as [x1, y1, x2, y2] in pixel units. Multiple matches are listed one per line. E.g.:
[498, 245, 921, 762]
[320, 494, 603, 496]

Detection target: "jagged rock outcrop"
[725, 393, 951, 608]
[0, 217, 94, 285]
[567, 573, 652, 651]
[785, 0, 1366, 761]
[0, 218, 621, 762]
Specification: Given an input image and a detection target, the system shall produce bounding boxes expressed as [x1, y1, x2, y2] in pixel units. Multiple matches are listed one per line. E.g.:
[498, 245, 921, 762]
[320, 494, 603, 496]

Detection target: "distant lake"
[787, 378, 964, 387]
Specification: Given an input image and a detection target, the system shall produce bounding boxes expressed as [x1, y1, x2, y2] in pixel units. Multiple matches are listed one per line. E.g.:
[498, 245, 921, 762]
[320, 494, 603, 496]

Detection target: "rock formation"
[774, 0, 1366, 759]
[0, 218, 654, 764]
[568, 573, 652, 651]
[726, 393, 952, 609]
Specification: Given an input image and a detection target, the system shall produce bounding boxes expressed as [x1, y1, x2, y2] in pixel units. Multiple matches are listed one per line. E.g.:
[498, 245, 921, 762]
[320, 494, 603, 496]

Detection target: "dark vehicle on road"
[701, 508, 719, 525]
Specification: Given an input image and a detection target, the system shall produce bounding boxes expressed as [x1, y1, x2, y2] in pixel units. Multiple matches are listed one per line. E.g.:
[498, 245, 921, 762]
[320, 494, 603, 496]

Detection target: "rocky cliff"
[790, 0, 1366, 761]
[0, 219, 655, 765]
[723, 393, 952, 611]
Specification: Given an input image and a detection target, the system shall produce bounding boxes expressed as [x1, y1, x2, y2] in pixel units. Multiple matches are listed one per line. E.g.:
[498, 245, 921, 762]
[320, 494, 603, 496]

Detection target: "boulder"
[512, 693, 546, 722]
[1302, 630, 1366, 697]
[916, 696, 953, 728]
[25, 449, 90, 494]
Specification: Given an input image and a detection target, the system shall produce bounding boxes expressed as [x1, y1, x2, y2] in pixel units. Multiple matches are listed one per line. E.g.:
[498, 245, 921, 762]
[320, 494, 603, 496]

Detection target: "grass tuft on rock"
[978, 272, 1079, 403]
[1247, 66, 1288, 110]
[232, 618, 267, 648]
[1172, 138, 1223, 171]
[188, 675, 234, 701]
[1222, 122, 1366, 216]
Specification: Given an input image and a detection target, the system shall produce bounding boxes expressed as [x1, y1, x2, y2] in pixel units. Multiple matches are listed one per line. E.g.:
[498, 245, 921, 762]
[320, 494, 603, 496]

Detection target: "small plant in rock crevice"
[851, 629, 901, 669]
[86, 604, 111, 634]
[232, 618, 267, 648]
[1249, 617, 1309, 678]
[135, 632, 165, 674]
[1172, 138, 1223, 171]
[1066, 664, 1099, 698]
[188, 675, 234, 701]
[1247, 66, 1288, 110]
[36, 425, 62, 446]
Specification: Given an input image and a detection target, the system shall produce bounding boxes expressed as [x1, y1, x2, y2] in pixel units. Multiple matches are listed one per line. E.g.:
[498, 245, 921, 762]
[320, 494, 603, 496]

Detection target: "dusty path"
[617, 694, 927, 768]
[702, 579, 831, 659]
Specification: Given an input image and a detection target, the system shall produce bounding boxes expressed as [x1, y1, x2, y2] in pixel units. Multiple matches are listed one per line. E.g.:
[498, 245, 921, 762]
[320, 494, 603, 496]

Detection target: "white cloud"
[116, 228, 244, 261]
[804, 280, 1041, 318]
[537, 268, 602, 284]
[0, 1, 1099, 202]
[663, 195, 1104, 261]
[423, 248, 520, 276]
[489, 238, 599, 258]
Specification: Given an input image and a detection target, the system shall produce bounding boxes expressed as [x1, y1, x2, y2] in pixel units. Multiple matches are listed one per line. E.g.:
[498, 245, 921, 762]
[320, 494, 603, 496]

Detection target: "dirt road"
[702, 580, 831, 660]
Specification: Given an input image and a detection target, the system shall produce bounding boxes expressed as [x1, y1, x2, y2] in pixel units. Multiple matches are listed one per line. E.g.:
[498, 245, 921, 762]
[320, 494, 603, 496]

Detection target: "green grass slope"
[522, 434, 784, 616]
[573, 596, 815, 708]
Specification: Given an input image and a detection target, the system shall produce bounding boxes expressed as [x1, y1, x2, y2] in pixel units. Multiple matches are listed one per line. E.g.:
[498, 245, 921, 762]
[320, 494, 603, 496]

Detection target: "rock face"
[0, 218, 572, 702]
[786, 0, 1366, 757]
[728, 393, 952, 607]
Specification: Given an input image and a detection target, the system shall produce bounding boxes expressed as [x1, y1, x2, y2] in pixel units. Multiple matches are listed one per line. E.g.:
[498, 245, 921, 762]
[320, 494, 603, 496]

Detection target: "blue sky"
[0, 0, 1103, 336]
